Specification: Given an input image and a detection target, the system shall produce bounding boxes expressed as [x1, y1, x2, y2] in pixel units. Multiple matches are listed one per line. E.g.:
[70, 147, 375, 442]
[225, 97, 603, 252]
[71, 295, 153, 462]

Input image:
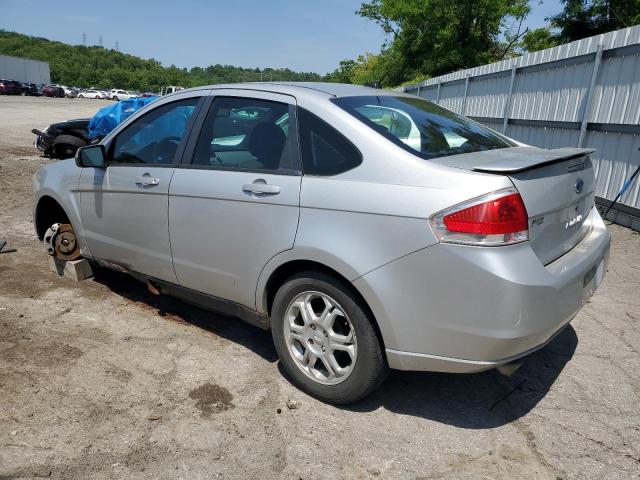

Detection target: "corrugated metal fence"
[0, 55, 51, 84]
[403, 25, 640, 229]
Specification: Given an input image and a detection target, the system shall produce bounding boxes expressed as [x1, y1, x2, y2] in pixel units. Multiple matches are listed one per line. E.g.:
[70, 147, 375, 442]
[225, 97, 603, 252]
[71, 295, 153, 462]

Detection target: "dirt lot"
[1, 95, 639, 479]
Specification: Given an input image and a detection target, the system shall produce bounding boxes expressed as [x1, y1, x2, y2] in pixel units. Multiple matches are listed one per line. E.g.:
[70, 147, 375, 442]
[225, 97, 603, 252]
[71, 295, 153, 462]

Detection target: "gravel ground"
[1, 95, 639, 480]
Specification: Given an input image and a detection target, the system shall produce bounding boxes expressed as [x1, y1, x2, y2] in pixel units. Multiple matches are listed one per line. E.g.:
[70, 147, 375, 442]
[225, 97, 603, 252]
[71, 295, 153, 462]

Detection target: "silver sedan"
[33, 83, 610, 403]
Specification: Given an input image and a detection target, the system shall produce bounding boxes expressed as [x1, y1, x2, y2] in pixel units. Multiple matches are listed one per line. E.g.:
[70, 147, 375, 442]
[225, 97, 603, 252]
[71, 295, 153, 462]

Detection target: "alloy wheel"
[283, 291, 357, 385]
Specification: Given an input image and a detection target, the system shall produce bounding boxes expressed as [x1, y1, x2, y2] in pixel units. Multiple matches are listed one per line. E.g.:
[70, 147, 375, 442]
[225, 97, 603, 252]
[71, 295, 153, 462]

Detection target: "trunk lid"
[433, 146, 596, 265]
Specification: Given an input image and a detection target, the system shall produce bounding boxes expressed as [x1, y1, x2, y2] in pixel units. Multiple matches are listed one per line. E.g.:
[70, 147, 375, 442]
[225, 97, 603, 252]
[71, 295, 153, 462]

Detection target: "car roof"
[180, 82, 404, 101]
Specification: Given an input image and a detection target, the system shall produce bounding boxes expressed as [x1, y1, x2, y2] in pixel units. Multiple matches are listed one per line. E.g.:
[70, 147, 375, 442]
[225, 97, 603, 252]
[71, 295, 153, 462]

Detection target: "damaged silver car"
[33, 83, 610, 404]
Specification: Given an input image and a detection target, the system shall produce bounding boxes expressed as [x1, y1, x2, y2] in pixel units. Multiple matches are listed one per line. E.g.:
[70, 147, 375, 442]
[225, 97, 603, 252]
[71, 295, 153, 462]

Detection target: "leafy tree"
[325, 59, 358, 83]
[549, 0, 640, 42]
[355, 0, 531, 83]
[520, 27, 560, 52]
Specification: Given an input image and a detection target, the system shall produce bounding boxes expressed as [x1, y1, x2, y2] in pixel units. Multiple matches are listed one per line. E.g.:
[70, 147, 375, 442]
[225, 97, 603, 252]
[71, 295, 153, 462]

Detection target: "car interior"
[193, 99, 291, 171]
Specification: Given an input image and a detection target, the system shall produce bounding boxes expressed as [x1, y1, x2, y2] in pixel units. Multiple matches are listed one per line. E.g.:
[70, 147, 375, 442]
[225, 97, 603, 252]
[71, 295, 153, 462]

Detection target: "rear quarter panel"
[255, 96, 515, 317]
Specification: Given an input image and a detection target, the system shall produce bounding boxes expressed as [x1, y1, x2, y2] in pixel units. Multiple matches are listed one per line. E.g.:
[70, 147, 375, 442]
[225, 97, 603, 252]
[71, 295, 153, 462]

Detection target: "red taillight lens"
[430, 188, 529, 246]
[443, 193, 528, 234]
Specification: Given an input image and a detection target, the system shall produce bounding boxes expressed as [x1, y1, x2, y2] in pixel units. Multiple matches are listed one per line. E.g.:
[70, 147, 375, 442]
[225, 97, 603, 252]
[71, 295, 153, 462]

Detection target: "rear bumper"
[353, 208, 610, 373]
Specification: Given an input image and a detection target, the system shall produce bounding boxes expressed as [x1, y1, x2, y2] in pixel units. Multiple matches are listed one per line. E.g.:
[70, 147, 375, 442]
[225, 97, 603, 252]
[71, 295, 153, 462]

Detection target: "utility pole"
[98, 35, 103, 47]
[82, 33, 86, 46]
[115, 41, 119, 52]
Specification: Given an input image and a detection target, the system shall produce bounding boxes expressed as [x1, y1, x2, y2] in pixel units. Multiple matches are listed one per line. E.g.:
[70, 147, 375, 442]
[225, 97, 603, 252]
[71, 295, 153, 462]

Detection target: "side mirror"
[75, 144, 106, 168]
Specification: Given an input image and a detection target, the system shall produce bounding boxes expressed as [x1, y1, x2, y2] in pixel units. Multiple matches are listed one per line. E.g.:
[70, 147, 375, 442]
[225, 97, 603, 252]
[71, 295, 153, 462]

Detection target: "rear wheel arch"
[34, 195, 72, 240]
[262, 259, 387, 351]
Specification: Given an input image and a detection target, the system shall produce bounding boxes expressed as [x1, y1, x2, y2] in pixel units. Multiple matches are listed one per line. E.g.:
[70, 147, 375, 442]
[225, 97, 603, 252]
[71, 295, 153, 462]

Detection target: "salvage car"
[109, 89, 135, 101]
[32, 118, 90, 158]
[43, 84, 65, 97]
[63, 86, 78, 98]
[0, 79, 21, 95]
[78, 89, 106, 99]
[32, 96, 158, 159]
[32, 83, 610, 404]
[20, 82, 41, 96]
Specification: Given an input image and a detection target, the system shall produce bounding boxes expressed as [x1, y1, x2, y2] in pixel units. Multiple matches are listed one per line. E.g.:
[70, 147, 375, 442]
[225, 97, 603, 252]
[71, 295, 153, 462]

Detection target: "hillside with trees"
[0, 30, 323, 91]
[3, 1, 639, 91]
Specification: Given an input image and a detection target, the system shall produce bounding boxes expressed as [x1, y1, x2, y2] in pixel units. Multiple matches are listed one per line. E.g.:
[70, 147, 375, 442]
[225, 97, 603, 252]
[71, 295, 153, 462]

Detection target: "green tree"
[356, 0, 531, 83]
[549, 0, 640, 42]
[520, 27, 560, 51]
[325, 59, 358, 83]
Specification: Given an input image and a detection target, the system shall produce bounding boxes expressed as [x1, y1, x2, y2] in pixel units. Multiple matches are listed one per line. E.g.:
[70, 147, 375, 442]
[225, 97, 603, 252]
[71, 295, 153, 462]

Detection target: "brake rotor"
[44, 223, 80, 261]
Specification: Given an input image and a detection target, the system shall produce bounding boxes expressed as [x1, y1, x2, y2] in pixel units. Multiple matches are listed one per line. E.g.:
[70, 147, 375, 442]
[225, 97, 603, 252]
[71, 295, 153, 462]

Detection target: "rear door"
[169, 90, 301, 308]
[79, 92, 205, 281]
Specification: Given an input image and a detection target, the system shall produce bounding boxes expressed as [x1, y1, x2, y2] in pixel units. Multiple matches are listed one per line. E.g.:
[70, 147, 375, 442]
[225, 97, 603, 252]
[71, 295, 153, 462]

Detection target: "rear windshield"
[332, 95, 513, 160]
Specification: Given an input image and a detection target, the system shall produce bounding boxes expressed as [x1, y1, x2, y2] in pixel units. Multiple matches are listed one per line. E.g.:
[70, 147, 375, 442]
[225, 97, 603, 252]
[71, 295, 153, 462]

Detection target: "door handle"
[242, 181, 281, 195]
[136, 173, 160, 187]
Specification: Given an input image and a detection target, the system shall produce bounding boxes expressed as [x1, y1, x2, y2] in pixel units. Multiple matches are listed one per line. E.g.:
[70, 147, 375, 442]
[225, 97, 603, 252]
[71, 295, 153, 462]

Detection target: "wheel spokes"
[283, 291, 357, 385]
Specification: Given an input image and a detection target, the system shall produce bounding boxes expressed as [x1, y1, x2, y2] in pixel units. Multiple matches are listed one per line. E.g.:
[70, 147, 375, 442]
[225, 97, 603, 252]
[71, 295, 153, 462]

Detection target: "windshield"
[332, 95, 513, 160]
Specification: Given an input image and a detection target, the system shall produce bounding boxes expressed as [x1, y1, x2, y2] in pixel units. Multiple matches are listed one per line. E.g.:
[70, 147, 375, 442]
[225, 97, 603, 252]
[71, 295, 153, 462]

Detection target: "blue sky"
[1, 0, 562, 74]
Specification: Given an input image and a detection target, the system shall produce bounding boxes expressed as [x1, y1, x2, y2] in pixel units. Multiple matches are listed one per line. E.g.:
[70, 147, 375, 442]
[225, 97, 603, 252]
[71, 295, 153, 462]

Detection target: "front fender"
[32, 160, 89, 255]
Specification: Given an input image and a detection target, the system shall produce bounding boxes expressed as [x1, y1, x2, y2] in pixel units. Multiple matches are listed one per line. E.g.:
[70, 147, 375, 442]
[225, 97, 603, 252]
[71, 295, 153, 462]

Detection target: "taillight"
[430, 188, 529, 246]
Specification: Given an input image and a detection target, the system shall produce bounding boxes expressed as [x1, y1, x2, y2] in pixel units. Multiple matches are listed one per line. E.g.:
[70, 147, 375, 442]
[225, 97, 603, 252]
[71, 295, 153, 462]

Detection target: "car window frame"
[180, 89, 302, 177]
[296, 107, 363, 177]
[101, 90, 209, 169]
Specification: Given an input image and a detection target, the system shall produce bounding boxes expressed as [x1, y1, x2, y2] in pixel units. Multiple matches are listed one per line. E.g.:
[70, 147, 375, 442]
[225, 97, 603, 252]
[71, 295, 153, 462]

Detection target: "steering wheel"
[153, 136, 181, 163]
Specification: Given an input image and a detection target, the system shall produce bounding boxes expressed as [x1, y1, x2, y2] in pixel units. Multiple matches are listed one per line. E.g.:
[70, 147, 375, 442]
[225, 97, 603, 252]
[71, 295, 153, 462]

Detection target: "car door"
[169, 90, 301, 308]
[79, 91, 206, 282]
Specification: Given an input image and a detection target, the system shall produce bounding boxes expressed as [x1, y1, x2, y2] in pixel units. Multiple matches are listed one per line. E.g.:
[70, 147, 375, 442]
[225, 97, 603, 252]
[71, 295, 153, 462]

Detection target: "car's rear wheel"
[271, 272, 388, 404]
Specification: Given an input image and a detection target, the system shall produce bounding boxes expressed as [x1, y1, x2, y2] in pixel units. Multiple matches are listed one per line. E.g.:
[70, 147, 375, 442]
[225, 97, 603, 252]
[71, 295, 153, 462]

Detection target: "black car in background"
[32, 118, 91, 158]
[42, 84, 65, 97]
[0, 79, 22, 95]
[20, 82, 42, 96]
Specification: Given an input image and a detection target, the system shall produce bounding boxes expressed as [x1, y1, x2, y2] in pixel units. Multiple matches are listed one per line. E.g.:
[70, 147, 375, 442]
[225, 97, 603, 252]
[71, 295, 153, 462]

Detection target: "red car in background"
[0, 79, 22, 95]
[42, 84, 65, 97]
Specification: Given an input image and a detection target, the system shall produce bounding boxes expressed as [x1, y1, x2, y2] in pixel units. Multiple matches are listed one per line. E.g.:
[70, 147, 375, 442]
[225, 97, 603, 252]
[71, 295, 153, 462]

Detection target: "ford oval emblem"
[574, 178, 584, 194]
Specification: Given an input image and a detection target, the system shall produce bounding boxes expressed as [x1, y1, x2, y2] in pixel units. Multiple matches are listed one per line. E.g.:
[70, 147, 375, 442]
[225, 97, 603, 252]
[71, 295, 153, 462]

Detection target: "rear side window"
[331, 95, 512, 161]
[298, 108, 362, 176]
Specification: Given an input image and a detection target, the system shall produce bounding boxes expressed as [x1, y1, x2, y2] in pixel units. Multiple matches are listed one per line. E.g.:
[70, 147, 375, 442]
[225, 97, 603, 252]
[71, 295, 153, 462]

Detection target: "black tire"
[271, 271, 388, 404]
[113, 96, 119, 101]
[52, 135, 87, 159]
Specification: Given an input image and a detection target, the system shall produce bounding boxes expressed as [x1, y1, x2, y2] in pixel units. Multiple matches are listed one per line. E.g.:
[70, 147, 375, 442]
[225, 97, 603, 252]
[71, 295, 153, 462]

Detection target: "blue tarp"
[87, 96, 159, 140]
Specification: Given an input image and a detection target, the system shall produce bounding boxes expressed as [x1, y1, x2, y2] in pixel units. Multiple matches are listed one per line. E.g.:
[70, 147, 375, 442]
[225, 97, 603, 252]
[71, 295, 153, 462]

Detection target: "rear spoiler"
[471, 147, 595, 174]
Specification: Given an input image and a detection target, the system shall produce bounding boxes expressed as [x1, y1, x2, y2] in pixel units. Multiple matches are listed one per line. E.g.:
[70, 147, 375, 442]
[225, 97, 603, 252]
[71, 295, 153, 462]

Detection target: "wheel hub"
[284, 291, 357, 385]
[43, 223, 81, 261]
